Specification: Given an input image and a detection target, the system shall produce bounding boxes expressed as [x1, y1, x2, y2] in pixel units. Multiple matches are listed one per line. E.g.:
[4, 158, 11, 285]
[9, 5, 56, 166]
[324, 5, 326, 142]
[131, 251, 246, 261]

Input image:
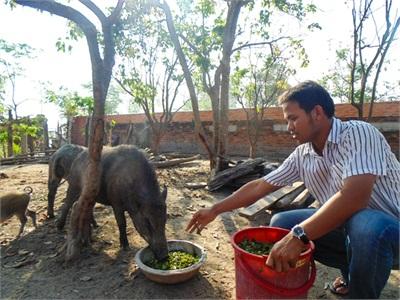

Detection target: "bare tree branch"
[232, 37, 290, 53]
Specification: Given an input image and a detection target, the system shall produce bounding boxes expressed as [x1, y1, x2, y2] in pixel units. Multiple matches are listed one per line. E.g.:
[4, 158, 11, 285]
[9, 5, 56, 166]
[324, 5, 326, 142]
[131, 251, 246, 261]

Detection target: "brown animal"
[0, 186, 37, 238]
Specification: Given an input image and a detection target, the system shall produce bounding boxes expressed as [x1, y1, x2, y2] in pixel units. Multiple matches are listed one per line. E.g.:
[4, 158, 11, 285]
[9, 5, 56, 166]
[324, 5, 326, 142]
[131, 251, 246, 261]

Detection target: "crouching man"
[187, 81, 399, 299]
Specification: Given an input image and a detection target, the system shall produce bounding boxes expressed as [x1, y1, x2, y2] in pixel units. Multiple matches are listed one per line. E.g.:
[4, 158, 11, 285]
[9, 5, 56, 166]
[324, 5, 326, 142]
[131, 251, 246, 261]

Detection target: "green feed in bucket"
[238, 239, 274, 255]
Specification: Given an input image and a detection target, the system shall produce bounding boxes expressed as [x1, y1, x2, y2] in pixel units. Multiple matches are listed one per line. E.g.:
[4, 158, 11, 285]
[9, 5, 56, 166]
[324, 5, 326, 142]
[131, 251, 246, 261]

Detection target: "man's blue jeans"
[270, 208, 399, 299]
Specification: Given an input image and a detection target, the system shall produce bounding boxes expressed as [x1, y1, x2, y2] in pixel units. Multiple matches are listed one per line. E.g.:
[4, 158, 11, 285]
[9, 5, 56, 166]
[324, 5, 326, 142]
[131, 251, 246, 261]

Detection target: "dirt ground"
[0, 161, 399, 299]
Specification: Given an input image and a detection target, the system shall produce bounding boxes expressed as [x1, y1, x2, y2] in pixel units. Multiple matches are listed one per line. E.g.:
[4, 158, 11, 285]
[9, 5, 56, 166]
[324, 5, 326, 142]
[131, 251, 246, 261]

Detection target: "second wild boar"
[47, 144, 86, 218]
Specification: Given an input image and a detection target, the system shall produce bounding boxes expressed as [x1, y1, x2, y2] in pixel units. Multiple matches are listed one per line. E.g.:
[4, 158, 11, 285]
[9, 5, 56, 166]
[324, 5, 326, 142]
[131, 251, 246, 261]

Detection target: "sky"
[0, 1, 399, 131]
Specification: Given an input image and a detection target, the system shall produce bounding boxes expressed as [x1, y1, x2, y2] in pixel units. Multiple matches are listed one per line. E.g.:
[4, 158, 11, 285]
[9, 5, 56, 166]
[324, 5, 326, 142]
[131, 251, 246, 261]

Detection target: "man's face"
[282, 101, 317, 144]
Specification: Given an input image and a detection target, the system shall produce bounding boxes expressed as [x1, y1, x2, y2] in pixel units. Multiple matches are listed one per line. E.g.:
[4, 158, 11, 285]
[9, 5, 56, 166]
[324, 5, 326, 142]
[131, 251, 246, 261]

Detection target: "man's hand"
[265, 233, 305, 272]
[186, 208, 217, 234]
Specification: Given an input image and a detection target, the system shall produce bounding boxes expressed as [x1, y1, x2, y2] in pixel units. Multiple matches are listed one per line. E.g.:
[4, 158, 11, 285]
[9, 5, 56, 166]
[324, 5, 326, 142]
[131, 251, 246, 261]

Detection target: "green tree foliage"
[0, 38, 35, 119]
[146, 0, 316, 169]
[0, 113, 47, 158]
[115, 2, 186, 153]
[82, 82, 123, 115]
[231, 50, 293, 157]
[0, 38, 38, 157]
[45, 87, 93, 118]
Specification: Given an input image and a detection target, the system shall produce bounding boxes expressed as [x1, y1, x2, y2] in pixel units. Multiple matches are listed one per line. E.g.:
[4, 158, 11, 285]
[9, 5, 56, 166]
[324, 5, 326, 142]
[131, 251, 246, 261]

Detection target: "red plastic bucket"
[231, 226, 316, 299]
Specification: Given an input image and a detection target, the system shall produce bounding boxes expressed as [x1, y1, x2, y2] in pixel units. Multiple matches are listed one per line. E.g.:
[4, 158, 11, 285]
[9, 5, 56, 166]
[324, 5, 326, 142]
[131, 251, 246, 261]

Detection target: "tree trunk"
[7, 109, 13, 157]
[14, 0, 125, 262]
[66, 116, 72, 144]
[66, 0, 124, 261]
[215, 1, 245, 172]
[249, 143, 256, 159]
[151, 124, 164, 155]
[85, 116, 91, 147]
[27, 118, 34, 156]
[153, 0, 214, 167]
[21, 134, 28, 154]
[27, 135, 34, 156]
[43, 118, 49, 150]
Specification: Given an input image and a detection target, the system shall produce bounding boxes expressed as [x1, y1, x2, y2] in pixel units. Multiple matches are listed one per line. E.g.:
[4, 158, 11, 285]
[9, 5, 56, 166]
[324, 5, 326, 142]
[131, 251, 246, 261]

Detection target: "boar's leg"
[56, 186, 80, 231]
[16, 212, 28, 239]
[26, 209, 37, 228]
[47, 178, 60, 218]
[112, 206, 129, 250]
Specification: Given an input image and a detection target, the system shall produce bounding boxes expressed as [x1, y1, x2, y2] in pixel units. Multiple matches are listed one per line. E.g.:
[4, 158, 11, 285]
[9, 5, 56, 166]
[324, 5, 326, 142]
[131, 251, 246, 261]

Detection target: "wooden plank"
[267, 189, 315, 212]
[238, 182, 304, 219]
[270, 186, 307, 210]
[288, 189, 314, 207]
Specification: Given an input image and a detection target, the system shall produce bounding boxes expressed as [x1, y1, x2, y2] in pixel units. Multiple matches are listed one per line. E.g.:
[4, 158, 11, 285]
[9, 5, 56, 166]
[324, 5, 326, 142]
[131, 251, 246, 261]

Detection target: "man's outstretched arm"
[186, 178, 281, 233]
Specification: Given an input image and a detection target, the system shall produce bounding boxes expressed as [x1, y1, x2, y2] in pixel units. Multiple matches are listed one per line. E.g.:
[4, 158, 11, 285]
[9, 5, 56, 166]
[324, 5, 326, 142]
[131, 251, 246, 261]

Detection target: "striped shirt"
[263, 117, 400, 219]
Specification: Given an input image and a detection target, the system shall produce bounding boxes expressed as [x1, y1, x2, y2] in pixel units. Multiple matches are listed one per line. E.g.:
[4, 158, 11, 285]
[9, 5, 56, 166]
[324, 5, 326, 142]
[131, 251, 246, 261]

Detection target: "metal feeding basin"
[135, 239, 207, 284]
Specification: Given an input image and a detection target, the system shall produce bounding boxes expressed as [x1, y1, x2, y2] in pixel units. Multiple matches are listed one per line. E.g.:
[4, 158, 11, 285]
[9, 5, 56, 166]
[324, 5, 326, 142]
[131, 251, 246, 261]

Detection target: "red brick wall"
[71, 101, 399, 160]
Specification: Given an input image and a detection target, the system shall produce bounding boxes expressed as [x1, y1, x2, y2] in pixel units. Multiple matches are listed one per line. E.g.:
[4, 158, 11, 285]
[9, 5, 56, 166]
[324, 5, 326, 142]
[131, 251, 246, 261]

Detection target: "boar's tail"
[24, 186, 33, 195]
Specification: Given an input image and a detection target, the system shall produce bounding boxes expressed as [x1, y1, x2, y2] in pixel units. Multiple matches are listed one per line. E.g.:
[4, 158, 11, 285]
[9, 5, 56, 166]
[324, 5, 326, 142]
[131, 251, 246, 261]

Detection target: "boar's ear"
[161, 185, 168, 201]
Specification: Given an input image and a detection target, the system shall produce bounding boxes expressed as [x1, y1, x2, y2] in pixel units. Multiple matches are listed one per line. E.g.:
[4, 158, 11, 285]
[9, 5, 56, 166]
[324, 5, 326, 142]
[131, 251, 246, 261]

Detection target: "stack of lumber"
[238, 182, 315, 220]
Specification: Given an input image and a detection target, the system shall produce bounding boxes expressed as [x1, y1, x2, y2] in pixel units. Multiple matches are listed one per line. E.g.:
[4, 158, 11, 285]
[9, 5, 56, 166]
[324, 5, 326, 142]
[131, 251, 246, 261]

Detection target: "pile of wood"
[206, 158, 316, 218]
[0, 150, 56, 166]
[207, 158, 279, 191]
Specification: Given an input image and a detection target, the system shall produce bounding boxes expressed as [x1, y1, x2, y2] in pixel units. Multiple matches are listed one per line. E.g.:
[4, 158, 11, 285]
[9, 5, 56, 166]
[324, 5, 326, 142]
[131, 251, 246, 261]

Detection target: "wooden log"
[238, 182, 304, 220]
[207, 158, 266, 191]
[164, 152, 198, 159]
[151, 154, 201, 168]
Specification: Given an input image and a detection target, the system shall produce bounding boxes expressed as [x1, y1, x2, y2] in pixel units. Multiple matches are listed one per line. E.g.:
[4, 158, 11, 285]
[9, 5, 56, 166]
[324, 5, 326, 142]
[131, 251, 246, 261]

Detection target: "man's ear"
[313, 105, 325, 120]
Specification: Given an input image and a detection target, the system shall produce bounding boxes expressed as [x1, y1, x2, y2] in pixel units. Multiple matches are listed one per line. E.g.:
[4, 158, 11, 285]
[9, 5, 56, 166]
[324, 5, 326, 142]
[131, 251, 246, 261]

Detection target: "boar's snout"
[152, 240, 168, 261]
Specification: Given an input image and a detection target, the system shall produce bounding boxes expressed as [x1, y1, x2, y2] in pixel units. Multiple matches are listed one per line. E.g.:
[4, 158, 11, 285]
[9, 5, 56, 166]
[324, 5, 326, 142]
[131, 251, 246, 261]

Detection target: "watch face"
[293, 226, 304, 237]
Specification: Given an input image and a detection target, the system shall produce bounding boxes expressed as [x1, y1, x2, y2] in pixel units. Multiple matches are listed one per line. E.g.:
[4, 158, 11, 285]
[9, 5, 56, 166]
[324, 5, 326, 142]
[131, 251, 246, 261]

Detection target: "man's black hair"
[278, 81, 335, 118]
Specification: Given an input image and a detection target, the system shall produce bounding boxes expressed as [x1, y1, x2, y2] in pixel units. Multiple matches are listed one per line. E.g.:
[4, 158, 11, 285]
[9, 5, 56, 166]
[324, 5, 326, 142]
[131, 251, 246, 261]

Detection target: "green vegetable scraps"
[146, 251, 200, 270]
[238, 239, 274, 255]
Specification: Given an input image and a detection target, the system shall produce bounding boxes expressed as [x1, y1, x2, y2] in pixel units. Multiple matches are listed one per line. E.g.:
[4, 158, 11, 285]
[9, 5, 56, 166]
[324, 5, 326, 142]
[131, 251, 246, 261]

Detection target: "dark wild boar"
[58, 145, 168, 260]
[47, 144, 86, 218]
[0, 186, 37, 238]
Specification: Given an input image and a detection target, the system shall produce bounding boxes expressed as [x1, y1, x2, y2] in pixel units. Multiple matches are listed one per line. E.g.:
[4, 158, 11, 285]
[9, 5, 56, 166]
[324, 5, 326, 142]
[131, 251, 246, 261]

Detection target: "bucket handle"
[240, 258, 317, 297]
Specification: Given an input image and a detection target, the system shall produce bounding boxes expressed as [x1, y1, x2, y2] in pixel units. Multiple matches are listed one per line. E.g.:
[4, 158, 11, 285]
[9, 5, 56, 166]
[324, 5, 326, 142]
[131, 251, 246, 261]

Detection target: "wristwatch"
[291, 224, 310, 244]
